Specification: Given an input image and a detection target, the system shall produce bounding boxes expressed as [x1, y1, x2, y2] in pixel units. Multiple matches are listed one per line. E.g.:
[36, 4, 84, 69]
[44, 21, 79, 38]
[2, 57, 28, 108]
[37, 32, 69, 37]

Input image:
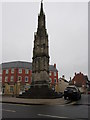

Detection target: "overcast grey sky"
[1, 1, 88, 80]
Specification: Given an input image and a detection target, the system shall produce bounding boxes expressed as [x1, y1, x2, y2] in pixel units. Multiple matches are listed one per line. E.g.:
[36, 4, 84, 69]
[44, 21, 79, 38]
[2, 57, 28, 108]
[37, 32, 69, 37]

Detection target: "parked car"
[64, 86, 81, 100]
[87, 88, 90, 94]
[19, 90, 25, 95]
[54, 92, 64, 98]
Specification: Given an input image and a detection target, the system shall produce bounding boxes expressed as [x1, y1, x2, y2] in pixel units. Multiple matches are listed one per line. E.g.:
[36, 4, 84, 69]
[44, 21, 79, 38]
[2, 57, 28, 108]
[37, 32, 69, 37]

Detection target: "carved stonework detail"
[32, 1, 49, 85]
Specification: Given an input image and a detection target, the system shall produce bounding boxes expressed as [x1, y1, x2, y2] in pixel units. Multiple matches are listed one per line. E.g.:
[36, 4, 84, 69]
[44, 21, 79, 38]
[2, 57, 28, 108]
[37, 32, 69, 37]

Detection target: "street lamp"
[15, 68, 18, 96]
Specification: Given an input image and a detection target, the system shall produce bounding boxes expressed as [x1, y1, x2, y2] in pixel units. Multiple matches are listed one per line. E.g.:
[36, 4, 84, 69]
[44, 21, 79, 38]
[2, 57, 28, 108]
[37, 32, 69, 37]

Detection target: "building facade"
[55, 75, 69, 93]
[69, 72, 89, 93]
[2, 61, 58, 95]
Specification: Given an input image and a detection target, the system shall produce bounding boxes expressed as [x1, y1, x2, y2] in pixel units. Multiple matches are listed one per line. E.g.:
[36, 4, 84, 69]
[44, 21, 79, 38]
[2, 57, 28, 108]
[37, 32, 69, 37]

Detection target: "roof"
[1, 61, 58, 72]
[2, 61, 32, 69]
[59, 78, 69, 83]
[69, 82, 82, 87]
[49, 65, 58, 72]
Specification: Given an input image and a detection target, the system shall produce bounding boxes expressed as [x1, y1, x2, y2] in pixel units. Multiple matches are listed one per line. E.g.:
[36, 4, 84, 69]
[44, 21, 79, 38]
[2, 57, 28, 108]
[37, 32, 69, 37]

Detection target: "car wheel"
[76, 95, 81, 100]
[64, 96, 67, 100]
[79, 94, 81, 99]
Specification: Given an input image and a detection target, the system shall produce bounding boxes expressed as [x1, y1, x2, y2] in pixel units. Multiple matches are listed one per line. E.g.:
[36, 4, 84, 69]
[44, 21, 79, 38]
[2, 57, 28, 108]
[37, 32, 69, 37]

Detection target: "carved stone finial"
[41, 0, 43, 3]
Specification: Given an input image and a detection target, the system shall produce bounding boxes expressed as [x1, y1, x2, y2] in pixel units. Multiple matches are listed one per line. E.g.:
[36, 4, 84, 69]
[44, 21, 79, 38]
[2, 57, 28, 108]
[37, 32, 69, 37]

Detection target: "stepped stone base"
[18, 85, 57, 99]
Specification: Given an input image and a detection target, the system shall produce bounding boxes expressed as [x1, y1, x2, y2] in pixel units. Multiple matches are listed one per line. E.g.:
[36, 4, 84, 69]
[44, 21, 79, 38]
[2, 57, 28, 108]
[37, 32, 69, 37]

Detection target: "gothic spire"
[40, 0, 44, 15]
[37, 0, 46, 32]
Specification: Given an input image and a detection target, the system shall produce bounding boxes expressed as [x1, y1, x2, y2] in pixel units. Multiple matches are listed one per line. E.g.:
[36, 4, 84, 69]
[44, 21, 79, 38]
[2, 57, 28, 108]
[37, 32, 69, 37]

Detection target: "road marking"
[2, 109, 16, 113]
[38, 114, 68, 118]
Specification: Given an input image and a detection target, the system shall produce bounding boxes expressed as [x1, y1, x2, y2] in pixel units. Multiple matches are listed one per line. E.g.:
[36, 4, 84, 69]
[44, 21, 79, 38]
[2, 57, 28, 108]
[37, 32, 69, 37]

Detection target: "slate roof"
[2, 61, 32, 69]
[1, 61, 58, 72]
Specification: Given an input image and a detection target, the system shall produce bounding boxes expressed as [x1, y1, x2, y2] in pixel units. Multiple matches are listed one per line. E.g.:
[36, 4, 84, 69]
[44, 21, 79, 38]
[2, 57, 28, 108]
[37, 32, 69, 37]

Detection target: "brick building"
[69, 72, 89, 93]
[1, 61, 58, 95]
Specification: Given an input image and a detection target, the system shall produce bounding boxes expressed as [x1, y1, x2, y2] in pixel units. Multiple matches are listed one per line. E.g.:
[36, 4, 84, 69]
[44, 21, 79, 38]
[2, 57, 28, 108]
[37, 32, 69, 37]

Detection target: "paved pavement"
[1, 94, 90, 105]
[1, 96, 67, 105]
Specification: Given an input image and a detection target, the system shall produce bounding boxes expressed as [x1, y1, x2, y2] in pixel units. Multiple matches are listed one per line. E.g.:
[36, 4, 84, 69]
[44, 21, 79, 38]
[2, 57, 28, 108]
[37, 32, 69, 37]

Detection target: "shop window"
[10, 86, 14, 92]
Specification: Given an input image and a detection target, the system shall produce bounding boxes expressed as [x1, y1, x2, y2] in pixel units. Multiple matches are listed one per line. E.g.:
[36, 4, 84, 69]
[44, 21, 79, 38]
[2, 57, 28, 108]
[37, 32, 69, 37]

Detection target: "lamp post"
[15, 68, 18, 96]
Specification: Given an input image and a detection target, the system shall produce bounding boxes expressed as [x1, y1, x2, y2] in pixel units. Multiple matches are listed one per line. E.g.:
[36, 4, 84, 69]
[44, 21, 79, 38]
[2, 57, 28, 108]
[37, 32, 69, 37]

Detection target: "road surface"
[1, 94, 89, 119]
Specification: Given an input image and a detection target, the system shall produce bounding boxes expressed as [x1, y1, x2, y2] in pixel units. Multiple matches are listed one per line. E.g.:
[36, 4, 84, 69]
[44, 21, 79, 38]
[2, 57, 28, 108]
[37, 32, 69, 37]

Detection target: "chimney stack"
[75, 72, 76, 76]
[54, 63, 56, 68]
[62, 75, 65, 79]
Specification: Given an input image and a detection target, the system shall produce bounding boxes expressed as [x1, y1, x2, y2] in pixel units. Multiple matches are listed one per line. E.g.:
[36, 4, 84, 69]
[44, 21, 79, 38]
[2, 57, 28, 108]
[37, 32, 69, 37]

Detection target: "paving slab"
[1, 96, 67, 105]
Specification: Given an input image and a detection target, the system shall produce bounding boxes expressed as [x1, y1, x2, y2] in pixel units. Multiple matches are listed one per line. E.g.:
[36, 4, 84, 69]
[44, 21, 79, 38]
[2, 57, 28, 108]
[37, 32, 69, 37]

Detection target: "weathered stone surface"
[32, 1, 49, 84]
[19, 1, 57, 99]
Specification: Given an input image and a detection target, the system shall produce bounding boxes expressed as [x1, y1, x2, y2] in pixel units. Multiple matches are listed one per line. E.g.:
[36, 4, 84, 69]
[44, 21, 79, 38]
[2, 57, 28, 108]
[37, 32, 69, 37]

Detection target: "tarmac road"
[1, 95, 89, 120]
[2, 103, 88, 119]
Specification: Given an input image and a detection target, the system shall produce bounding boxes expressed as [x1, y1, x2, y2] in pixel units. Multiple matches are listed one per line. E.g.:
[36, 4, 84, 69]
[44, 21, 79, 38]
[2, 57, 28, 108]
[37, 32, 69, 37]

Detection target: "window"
[5, 76, 8, 82]
[11, 69, 14, 74]
[25, 76, 28, 82]
[49, 78, 52, 83]
[10, 76, 14, 82]
[54, 72, 56, 76]
[25, 69, 29, 74]
[10, 86, 14, 92]
[6, 69, 8, 74]
[18, 69, 22, 74]
[54, 78, 57, 83]
[18, 76, 22, 81]
[49, 72, 52, 76]
[74, 81, 76, 84]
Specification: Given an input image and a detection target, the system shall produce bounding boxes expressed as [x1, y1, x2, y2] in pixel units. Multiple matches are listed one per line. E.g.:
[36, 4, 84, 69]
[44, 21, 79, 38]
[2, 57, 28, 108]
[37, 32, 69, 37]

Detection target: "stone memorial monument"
[19, 1, 58, 98]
